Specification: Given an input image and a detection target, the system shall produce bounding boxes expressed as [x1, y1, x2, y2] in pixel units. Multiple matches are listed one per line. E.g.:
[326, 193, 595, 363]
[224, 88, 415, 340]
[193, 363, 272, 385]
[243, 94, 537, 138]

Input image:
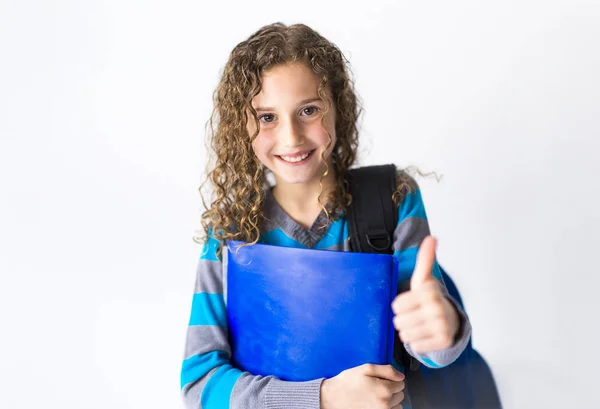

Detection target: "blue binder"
[226, 240, 400, 382]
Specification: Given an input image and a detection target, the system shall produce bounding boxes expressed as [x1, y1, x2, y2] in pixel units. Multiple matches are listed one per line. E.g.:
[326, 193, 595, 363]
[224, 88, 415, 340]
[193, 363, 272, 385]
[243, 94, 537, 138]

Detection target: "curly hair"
[194, 22, 432, 252]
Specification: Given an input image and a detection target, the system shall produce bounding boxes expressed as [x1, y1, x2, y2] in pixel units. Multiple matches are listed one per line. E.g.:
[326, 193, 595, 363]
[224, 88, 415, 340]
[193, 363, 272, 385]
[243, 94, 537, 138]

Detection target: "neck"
[271, 167, 337, 228]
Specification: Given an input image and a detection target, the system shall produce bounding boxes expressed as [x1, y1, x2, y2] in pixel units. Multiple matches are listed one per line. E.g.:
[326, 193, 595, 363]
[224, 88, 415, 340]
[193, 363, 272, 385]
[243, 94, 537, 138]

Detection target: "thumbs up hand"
[391, 236, 460, 355]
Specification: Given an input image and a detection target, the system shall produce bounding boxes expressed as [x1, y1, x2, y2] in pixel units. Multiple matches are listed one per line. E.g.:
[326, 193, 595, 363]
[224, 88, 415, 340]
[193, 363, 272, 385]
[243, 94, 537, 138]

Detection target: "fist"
[320, 364, 405, 409]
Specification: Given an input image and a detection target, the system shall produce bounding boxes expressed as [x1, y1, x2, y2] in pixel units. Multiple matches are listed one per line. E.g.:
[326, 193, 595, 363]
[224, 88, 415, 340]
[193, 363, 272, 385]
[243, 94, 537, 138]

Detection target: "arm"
[181, 235, 324, 409]
[391, 179, 472, 369]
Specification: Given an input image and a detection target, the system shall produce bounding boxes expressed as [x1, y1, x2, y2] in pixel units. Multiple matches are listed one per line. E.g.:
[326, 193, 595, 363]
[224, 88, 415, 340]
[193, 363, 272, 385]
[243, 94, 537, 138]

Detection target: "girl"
[181, 22, 472, 409]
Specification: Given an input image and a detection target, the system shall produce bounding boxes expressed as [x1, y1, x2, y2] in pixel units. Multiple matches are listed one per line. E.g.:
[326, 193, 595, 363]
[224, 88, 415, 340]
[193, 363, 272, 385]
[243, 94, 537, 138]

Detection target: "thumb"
[410, 236, 437, 290]
[361, 364, 405, 381]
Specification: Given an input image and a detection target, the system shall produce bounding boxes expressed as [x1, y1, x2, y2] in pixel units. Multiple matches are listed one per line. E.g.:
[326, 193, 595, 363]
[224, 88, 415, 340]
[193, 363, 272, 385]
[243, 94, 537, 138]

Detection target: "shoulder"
[393, 167, 419, 203]
[393, 168, 429, 222]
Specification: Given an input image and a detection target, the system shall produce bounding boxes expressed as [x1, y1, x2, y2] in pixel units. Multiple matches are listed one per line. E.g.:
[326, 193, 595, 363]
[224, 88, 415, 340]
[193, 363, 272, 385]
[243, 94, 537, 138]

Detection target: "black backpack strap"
[346, 164, 429, 409]
[347, 164, 397, 253]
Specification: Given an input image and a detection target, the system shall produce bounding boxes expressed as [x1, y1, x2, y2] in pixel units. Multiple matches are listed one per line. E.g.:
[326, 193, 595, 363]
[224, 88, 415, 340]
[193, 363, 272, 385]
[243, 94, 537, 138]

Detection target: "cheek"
[251, 134, 273, 161]
[319, 112, 337, 145]
[314, 124, 336, 150]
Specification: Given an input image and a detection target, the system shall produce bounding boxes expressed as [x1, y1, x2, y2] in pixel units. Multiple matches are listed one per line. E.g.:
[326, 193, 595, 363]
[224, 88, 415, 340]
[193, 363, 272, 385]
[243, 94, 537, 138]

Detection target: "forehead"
[252, 62, 322, 107]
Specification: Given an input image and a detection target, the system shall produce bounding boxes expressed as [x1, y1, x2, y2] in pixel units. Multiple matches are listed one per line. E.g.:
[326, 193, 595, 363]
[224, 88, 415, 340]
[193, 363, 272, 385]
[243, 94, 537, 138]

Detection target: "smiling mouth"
[276, 149, 315, 163]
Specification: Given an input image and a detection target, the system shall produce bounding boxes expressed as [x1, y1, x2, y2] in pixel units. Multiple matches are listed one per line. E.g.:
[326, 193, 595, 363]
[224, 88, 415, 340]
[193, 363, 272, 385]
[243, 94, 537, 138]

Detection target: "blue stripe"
[432, 262, 443, 284]
[201, 364, 243, 409]
[394, 247, 418, 282]
[189, 293, 227, 327]
[315, 219, 345, 249]
[420, 357, 442, 368]
[397, 190, 427, 224]
[180, 350, 229, 389]
[393, 248, 444, 283]
[260, 228, 307, 248]
[200, 233, 221, 262]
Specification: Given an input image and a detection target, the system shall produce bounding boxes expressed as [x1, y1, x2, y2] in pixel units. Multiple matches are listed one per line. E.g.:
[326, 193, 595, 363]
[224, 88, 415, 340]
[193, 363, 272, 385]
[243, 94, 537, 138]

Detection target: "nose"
[279, 116, 305, 148]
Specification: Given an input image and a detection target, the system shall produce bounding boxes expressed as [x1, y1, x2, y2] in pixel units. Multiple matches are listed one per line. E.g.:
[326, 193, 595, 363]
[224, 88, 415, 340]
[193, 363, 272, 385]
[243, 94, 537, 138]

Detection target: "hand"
[391, 236, 460, 354]
[320, 363, 405, 409]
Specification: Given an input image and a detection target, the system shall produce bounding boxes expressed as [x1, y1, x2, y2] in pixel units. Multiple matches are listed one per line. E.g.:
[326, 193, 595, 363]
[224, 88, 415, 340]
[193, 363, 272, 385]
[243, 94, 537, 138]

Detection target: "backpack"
[346, 164, 503, 409]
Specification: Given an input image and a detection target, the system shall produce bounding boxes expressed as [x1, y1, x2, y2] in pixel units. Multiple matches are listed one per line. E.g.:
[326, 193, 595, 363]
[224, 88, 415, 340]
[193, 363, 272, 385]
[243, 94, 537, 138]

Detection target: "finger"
[398, 325, 433, 344]
[393, 308, 426, 331]
[389, 391, 405, 407]
[394, 291, 446, 338]
[410, 236, 437, 290]
[361, 364, 405, 381]
[391, 292, 421, 315]
[390, 380, 405, 394]
[393, 280, 442, 316]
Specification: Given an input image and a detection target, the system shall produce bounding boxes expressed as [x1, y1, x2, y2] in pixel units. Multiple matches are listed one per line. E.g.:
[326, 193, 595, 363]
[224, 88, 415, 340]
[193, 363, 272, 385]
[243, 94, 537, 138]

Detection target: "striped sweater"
[180, 177, 472, 409]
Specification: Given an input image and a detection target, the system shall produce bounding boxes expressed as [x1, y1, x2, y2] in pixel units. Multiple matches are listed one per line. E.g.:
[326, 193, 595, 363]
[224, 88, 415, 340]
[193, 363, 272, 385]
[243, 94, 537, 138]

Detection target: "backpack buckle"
[365, 230, 392, 252]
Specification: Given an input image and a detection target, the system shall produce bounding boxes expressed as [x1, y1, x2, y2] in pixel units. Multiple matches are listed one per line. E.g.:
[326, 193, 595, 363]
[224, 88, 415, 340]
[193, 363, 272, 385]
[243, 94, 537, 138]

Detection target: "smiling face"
[247, 61, 337, 187]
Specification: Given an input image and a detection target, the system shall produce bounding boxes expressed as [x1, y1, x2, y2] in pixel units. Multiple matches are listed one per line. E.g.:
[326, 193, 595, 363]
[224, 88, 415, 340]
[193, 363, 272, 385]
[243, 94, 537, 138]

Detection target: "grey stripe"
[181, 366, 219, 409]
[320, 243, 344, 251]
[342, 236, 352, 252]
[184, 325, 231, 360]
[392, 217, 430, 252]
[194, 258, 223, 294]
[261, 212, 280, 233]
[230, 372, 273, 409]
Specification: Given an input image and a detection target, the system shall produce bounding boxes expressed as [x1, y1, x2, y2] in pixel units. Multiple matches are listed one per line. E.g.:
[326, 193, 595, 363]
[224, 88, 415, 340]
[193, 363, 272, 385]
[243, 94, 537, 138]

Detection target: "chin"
[276, 173, 320, 185]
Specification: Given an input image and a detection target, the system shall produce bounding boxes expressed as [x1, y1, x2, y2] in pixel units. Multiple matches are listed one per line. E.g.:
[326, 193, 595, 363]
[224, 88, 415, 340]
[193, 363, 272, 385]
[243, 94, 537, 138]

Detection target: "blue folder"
[226, 240, 399, 382]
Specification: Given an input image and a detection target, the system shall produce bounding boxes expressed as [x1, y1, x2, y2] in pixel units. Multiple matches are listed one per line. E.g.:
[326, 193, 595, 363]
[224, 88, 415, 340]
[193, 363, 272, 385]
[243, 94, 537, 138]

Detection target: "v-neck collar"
[262, 187, 332, 248]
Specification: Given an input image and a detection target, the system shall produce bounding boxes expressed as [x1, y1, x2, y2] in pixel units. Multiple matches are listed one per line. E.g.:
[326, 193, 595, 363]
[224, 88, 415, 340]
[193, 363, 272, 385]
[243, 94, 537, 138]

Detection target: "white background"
[1, 0, 599, 408]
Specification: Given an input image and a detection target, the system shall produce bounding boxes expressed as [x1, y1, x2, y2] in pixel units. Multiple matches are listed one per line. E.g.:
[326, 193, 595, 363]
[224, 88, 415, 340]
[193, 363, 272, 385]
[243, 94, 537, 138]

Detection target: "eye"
[259, 114, 275, 123]
[301, 106, 319, 116]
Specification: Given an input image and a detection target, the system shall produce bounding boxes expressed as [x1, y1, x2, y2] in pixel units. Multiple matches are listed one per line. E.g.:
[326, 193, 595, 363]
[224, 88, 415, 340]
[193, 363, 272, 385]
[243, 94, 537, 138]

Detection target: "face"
[247, 61, 337, 186]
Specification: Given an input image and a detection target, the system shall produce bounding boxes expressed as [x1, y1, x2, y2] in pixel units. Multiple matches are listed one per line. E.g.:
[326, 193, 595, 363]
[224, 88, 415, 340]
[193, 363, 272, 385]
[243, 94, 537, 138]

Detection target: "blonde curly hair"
[195, 22, 429, 252]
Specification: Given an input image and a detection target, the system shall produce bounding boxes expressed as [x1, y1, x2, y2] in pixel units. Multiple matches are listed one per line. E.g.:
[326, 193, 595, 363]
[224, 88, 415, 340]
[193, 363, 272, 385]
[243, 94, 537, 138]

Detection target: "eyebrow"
[255, 97, 322, 112]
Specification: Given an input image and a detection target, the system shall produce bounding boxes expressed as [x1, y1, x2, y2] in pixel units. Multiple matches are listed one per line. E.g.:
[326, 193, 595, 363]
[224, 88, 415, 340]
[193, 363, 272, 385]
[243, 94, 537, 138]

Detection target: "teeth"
[281, 152, 310, 163]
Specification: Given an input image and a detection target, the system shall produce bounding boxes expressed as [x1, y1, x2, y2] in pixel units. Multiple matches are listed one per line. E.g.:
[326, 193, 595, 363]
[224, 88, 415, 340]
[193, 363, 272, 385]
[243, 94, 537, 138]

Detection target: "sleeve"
[391, 178, 472, 369]
[180, 233, 324, 409]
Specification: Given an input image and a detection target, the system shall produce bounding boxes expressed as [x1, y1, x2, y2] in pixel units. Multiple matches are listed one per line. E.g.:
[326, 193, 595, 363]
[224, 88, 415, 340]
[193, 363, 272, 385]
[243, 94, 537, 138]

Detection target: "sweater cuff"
[447, 294, 468, 345]
[264, 378, 324, 409]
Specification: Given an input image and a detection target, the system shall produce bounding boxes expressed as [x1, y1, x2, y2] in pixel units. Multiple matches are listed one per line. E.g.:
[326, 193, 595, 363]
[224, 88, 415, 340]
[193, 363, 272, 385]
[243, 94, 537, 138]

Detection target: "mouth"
[275, 149, 316, 165]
